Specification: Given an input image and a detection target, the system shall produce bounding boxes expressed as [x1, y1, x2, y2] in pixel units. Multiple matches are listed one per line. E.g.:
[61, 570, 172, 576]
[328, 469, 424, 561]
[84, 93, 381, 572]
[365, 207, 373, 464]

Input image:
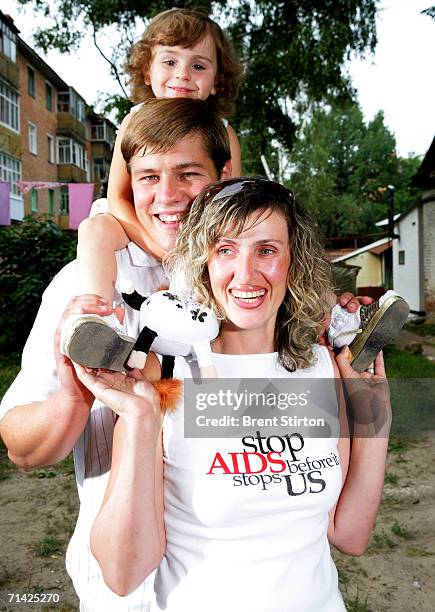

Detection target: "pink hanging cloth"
[68, 183, 94, 230]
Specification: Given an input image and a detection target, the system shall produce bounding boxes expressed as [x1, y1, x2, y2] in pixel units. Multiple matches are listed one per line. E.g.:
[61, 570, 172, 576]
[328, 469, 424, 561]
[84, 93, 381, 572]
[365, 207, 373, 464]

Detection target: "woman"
[75, 177, 391, 611]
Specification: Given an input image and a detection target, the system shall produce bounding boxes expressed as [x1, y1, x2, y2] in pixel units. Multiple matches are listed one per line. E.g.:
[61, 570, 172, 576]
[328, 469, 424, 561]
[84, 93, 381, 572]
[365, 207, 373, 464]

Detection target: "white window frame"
[27, 65, 35, 98]
[0, 21, 17, 62]
[45, 81, 53, 111]
[28, 121, 37, 155]
[47, 133, 54, 163]
[0, 151, 22, 196]
[0, 77, 20, 132]
[57, 137, 87, 170]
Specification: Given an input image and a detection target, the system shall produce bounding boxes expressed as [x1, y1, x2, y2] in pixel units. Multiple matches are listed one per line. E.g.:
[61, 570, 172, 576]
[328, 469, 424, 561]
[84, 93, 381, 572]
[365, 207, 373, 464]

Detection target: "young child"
[77, 8, 242, 306]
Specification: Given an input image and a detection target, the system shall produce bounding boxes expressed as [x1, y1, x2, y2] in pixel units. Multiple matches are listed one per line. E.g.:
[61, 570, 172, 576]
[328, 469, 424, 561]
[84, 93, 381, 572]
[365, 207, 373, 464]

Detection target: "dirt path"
[1, 437, 434, 611]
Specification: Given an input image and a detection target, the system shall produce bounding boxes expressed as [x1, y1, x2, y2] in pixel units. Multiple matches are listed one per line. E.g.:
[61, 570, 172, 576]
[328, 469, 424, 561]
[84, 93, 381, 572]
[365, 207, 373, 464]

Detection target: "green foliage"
[391, 520, 416, 540]
[31, 534, 63, 557]
[0, 216, 76, 355]
[288, 101, 422, 237]
[18, 0, 378, 162]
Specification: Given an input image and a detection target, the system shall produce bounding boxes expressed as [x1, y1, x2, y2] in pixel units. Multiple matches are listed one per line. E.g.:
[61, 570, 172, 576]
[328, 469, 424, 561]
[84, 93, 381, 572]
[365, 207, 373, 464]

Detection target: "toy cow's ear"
[122, 290, 148, 311]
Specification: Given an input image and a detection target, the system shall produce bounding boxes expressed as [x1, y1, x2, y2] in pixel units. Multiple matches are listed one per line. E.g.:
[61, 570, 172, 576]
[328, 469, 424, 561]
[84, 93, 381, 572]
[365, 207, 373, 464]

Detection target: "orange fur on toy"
[153, 378, 183, 412]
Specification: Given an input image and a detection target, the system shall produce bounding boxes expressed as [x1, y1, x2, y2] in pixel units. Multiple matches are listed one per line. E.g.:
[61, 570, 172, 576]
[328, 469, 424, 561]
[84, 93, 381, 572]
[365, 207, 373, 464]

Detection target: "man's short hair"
[121, 98, 231, 176]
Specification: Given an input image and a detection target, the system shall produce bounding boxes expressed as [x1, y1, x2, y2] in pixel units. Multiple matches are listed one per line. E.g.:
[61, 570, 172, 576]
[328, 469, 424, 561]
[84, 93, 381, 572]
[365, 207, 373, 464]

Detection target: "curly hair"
[125, 8, 242, 117]
[165, 178, 334, 371]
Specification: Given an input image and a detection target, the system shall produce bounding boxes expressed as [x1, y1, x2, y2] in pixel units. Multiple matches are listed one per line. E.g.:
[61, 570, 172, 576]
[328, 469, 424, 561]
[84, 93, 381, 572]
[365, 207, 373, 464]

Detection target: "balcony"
[57, 112, 86, 141]
[58, 163, 87, 183]
[0, 52, 19, 88]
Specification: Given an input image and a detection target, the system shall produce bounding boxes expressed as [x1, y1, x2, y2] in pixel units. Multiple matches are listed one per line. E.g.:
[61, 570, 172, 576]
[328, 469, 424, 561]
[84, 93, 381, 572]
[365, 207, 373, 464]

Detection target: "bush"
[0, 216, 76, 354]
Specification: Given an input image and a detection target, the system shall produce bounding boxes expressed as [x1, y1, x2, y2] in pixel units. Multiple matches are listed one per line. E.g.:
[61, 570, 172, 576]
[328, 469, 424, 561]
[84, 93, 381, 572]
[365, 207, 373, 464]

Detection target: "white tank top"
[153, 346, 345, 612]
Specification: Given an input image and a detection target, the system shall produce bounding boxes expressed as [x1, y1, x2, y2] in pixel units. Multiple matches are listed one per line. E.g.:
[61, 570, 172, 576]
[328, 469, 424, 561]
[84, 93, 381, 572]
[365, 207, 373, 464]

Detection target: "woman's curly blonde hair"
[165, 177, 334, 372]
[125, 8, 242, 117]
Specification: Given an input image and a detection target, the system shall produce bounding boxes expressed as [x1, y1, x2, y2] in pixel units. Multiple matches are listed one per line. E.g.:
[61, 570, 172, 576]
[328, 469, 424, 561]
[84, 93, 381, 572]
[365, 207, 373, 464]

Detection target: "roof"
[17, 37, 68, 90]
[411, 136, 435, 188]
[324, 248, 355, 262]
[0, 10, 20, 34]
[330, 237, 391, 263]
[375, 214, 400, 227]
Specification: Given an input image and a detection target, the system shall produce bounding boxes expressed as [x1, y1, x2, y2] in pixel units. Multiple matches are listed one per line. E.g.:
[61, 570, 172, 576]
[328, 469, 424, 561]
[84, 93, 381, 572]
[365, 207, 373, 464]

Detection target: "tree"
[17, 0, 378, 166]
[288, 101, 422, 238]
[0, 217, 76, 354]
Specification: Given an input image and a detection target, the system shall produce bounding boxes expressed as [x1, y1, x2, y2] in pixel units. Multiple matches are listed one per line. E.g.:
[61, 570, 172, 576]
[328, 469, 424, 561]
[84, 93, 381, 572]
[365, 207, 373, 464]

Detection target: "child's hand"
[73, 364, 162, 434]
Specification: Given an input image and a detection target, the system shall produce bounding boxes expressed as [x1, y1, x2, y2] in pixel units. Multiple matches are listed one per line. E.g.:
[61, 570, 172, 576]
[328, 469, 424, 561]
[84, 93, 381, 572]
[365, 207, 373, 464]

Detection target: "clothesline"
[15, 181, 92, 194]
[0, 181, 94, 229]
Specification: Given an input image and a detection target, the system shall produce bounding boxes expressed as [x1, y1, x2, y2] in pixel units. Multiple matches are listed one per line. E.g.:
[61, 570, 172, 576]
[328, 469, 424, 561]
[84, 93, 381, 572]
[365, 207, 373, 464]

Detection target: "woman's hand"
[335, 348, 391, 438]
[73, 365, 162, 432]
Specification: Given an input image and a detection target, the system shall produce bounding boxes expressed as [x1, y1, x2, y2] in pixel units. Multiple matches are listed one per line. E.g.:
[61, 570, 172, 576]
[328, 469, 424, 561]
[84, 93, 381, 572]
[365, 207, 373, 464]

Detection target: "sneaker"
[328, 290, 410, 372]
[60, 313, 136, 371]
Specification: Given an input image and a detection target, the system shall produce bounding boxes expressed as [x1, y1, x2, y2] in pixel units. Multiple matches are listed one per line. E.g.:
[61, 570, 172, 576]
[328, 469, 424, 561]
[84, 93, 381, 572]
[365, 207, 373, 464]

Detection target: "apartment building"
[0, 10, 115, 226]
[0, 12, 22, 220]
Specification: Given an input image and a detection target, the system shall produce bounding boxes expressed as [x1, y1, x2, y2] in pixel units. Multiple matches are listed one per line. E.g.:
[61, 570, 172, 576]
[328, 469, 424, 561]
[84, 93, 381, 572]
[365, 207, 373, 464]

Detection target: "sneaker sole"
[349, 295, 410, 372]
[64, 319, 135, 371]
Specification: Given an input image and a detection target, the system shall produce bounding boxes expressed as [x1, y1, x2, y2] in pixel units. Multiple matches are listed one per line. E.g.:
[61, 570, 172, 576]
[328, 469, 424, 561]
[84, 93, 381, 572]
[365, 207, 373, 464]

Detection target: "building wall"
[341, 252, 382, 287]
[18, 53, 58, 217]
[393, 207, 422, 313]
[421, 189, 435, 317]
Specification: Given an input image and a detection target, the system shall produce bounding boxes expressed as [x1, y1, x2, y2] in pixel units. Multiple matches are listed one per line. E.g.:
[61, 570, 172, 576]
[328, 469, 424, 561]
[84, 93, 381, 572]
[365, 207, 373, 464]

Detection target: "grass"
[383, 345, 435, 378]
[31, 534, 63, 557]
[0, 354, 21, 399]
[405, 322, 435, 338]
[384, 471, 399, 485]
[344, 593, 373, 612]
[391, 520, 416, 540]
[368, 530, 396, 551]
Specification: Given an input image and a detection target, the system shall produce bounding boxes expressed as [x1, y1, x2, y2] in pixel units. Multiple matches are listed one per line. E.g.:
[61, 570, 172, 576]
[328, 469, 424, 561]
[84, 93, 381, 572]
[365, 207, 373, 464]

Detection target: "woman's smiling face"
[207, 208, 291, 346]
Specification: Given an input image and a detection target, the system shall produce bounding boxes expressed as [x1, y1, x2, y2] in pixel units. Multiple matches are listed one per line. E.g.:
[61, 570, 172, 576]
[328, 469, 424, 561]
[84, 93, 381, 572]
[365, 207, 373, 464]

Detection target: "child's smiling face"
[145, 34, 218, 101]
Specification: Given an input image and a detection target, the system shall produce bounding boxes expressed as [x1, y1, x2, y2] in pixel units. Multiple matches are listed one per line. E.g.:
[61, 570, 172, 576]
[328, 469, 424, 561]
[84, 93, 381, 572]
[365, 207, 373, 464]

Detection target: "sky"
[2, 0, 434, 158]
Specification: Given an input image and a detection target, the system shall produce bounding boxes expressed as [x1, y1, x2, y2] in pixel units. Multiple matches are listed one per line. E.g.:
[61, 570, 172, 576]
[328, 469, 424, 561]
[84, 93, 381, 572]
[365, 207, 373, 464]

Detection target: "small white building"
[392, 137, 435, 317]
[391, 204, 423, 313]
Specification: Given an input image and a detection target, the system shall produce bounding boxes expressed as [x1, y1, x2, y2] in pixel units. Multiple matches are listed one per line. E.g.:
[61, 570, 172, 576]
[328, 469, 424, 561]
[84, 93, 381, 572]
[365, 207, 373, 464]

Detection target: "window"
[30, 189, 38, 212]
[57, 89, 85, 122]
[45, 82, 52, 111]
[59, 187, 69, 214]
[48, 189, 55, 215]
[0, 152, 21, 195]
[47, 134, 54, 163]
[0, 21, 17, 62]
[93, 157, 109, 181]
[398, 250, 405, 265]
[91, 124, 105, 140]
[28, 122, 37, 154]
[27, 66, 35, 97]
[0, 77, 19, 131]
[57, 137, 87, 170]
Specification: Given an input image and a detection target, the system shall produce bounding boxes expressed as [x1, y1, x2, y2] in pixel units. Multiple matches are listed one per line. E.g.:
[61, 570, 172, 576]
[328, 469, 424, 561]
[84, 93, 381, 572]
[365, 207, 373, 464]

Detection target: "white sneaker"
[328, 290, 410, 371]
[60, 313, 136, 371]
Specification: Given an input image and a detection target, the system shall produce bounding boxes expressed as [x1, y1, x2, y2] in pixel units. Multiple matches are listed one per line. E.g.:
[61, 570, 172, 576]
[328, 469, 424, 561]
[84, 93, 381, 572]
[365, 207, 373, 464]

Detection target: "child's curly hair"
[125, 8, 242, 117]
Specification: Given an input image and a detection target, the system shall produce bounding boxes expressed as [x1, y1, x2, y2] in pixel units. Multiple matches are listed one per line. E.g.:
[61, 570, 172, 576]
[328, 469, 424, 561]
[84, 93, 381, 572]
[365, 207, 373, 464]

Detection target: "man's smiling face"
[130, 133, 230, 256]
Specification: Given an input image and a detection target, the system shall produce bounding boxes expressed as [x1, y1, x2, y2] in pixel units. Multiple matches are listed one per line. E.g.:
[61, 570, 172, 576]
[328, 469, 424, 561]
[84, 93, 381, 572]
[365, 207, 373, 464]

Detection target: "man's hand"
[319, 292, 374, 345]
[337, 292, 373, 313]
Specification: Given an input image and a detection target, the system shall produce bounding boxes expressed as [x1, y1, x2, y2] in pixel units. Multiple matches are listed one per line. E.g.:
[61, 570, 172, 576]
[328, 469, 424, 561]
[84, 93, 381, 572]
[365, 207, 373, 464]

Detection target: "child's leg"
[77, 214, 129, 303]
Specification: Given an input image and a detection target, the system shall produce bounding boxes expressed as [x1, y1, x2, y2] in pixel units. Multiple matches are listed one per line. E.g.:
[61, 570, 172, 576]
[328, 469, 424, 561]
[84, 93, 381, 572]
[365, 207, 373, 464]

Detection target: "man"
[0, 97, 374, 610]
[0, 98, 232, 611]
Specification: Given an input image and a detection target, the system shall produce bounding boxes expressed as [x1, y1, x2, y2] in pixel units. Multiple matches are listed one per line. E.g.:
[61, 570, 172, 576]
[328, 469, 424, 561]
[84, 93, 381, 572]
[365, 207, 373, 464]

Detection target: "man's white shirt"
[0, 242, 167, 611]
